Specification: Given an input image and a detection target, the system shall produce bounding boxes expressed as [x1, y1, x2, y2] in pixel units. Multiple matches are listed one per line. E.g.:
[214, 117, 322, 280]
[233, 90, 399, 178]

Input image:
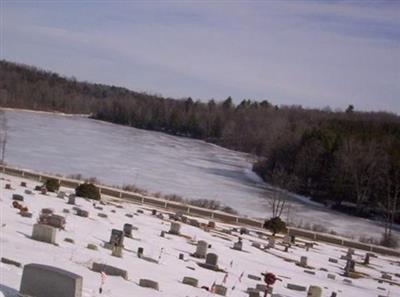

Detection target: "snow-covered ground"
[4, 109, 400, 241]
[1, 174, 399, 297]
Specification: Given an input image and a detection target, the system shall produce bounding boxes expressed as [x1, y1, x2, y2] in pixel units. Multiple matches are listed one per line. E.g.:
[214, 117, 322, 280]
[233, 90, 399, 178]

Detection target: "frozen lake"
[3, 110, 398, 239]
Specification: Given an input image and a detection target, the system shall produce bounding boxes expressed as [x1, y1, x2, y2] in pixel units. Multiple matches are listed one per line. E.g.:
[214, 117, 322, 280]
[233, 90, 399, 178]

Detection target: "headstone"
[137, 247, 144, 258]
[248, 290, 260, 297]
[328, 258, 338, 263]
[21, 212, 33, 218]
[182, 276, 198, 287]
[251, 242, 261, 249]
[240, 227, 249, 235]
[363, 253, 370, 265]
[160, 231, 165, 237]
[46, 214, 66, 229]
[343, 279, 352, 285]
[41, 208, 54, 215]
[179, 253, 184, 260]
[214, 285, 227, 296]
[57, 191, 66, 199]
[382, 273, 392, 280]
[139, 279, 159, 290]
[290, 235, 296, 244]
[5, 183, 11, 189]
[20, 263, 83, 297]
[12, 194, 24, 201]
[307, 286, 322, 297]
[92, 263, 127, 279]
[330, 292, 337, 297]
[248, 274, 262, 281]
[125, 213, 133, 218]
[109, 229, 124, 247]
[87, 243, 98, 250]
[24, 189, 34, 195]
[287, 283, 307, 291]
[169, 222, 181, 235]
[98, 213, 108, 218]
[20, 181, 27, 187]
[304, 270, 315, 275]
[327, 273, 336, 280]
[76, 209, 89, 218]
[152, 209, 157, 215]
[194, 240, 208, 258]
[1, 257, 22, 267]
[123, 223, 133, 237]
[233, 239, 243, 251]
[208, 221, 216, 228]
[300, 256, 308, 267]
[32, 224, 56, 244]
[68, 196, 75, 205]
[206, 253, 218, 267]
[41, 188, 47, 195]
[283, 234, 291, 244]
[64, 238, 75, 244]
[189, 219, 200, 227]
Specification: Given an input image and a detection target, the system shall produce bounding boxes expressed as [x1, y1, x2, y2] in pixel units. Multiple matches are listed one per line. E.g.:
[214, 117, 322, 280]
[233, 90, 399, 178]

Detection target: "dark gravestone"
[20, 181, 27, 187]
[1, 257, 22, 267]
[68, 196, 76, 205]
[109, 229, 124, 247]
[123, 223, 133, 238]
[139, 279, 159, 290]
[20, 263, 82, 297]
[12, 194, 24, 201]
[137, 247, 144, 258]
[92, 263, 128, 279]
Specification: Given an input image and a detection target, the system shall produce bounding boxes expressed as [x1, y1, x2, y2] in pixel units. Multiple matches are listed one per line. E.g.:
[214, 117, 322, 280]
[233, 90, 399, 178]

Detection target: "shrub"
[380, 234, 399, 248]
[43, 179, 60, 192]
[75, 183, 100, 200]
[263, 217, 287, 236]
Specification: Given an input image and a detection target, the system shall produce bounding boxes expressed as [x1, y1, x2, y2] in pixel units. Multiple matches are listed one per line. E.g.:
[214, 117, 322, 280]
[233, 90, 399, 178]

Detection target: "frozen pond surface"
[4, 110, 398, 239]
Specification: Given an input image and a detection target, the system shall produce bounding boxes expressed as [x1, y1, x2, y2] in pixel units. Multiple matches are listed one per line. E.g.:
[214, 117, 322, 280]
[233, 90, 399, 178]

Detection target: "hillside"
[1, 173, 400, 297]
[1, 60, 400, 242]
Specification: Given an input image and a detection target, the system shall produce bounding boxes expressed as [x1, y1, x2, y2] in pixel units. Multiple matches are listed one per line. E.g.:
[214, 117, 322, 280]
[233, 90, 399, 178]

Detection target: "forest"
[1, 60, 399, 243]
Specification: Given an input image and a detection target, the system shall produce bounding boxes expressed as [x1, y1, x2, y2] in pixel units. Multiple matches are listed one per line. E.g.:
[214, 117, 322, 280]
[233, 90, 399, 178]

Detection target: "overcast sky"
[1, 1, 399, 113]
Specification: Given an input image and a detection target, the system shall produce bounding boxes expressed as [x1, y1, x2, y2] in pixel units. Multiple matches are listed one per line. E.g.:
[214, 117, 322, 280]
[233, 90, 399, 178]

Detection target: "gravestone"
[327, 273, 336, 280]
[20, 181, 27, 187]
[214, 285, 227, 296]
[32, 224, 56, 244]
[98, 213, 108, 218]
[109, 229, 124, 247]
[92, 263, 128, 279]
[169, 222, 181, 235]
[179, 253, 184, 260]
[240, 227, 249, 235]
[194, 240, 208, 258]
[24, 189, 33, 195]
[160, 231, 165, 237]
[299, 256, 308, 267]
[125, 213, 133, 218]
[76, 209, 89, 218]
[307, 286, 322, 297]
[123, 223, 133, 237]
[182, 276, 198, 287]
[41, 208, 54, 215]
[328, 258, 338, 263]
[46, 214, 66, 229]
[248, 274, 262, 281]
[251, 242, 261, 249]
[363, 253, 370, 265]
[233, 239, 243, 251]
[68, 196, 76, 205]
[139, 279, 159, 290]
[287, 283, 307, 291]
[137, 247, 144, 258]
[5, 183, 11, 189]
[20, 263, 82, 297]
[208, 221, 216, 228]
[41, 188, 47, 195]
[152, 209, 157, 215]
[1, 257, 22, 267]
[12, 194, 24, 201]
[248, 290, 260, 297]
[57, 191, 66, 199]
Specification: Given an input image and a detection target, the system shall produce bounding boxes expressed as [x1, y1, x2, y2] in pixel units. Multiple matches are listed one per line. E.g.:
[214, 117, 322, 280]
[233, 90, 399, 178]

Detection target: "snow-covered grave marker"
[193, 240, 208, 258]
[31, 223, 57, 244]
[20, 263, 83, 297]
[169, 222, 181, 235]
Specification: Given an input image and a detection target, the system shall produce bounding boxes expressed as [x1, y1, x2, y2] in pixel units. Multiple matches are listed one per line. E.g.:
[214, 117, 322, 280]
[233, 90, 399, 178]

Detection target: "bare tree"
[336, 137, 380, 212]
[0, 110, 8, 164]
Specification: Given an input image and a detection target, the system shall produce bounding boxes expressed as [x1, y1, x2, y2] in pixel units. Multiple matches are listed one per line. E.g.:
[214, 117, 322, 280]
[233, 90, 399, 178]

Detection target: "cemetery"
[1, 173, 400, 297]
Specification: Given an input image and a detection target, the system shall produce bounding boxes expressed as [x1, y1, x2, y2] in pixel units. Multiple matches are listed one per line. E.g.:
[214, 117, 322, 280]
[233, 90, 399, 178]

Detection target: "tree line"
[1, 60, 399, 242]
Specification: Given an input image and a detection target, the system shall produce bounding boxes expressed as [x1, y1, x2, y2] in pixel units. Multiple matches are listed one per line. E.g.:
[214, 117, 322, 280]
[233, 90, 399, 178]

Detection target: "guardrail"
[1, 164, 399, 257]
